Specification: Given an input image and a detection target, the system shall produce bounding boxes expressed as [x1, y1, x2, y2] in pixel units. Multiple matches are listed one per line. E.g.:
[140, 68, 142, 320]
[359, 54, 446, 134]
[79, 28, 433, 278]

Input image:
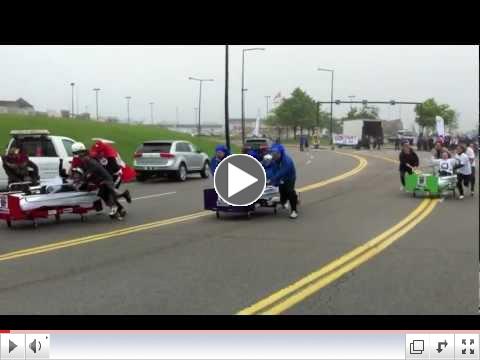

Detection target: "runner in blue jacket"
[269, 144, 298, 219]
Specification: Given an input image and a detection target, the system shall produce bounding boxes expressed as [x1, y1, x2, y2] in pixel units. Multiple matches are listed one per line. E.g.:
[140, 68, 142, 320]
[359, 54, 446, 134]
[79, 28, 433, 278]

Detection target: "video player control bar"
[0, 332, 479, 360]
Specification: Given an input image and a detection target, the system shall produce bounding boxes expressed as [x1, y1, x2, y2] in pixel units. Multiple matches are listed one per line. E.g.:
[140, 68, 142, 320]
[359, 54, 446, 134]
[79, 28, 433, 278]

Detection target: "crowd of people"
[210, 142, 299, 219]
[398, 140, 476, 199]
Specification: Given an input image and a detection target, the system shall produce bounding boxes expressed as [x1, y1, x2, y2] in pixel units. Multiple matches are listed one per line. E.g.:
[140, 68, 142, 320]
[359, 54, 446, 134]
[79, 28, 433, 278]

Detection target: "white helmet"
[263, 154, 273, 162]
[71, 142, 87, 154]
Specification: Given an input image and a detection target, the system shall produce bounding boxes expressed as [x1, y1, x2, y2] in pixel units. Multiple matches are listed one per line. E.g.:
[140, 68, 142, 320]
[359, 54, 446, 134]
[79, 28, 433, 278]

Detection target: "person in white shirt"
[431, 150, 456, 176]
[466, 143, 476, 196]
[454, 144, 472, 199]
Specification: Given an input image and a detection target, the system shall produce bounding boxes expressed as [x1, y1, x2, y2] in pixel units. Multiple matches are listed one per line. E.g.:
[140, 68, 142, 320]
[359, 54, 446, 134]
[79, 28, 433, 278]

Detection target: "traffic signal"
[335, 100, 341, 105]
[390, 100, 396, 105]
[362, 100, 368, 105]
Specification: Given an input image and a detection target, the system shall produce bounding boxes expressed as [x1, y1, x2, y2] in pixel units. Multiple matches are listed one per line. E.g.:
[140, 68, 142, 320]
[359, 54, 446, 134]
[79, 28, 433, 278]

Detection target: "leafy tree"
[415, 98, 458, 134]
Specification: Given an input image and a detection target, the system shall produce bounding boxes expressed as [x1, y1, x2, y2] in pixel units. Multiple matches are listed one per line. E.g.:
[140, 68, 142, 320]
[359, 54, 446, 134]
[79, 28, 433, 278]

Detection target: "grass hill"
[0, 114, 235, 165]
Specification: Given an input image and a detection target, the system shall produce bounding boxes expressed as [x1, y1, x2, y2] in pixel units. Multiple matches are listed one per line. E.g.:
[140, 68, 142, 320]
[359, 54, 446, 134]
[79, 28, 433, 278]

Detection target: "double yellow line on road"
[237, 198, 438, 315]
[0, 151, 366, 263]
[238, 150, 439, 315]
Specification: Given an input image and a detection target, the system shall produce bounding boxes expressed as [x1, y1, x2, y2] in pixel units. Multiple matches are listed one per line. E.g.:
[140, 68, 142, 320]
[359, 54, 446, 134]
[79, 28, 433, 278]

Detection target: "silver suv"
[134, 140, 210, 182]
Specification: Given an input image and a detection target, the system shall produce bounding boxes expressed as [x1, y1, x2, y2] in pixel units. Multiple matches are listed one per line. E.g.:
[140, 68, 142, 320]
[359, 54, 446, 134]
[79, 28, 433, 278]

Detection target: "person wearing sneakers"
[71, 142, 132, 218]
[466, 142, 476, 196]
[454, 144, 472, 200]
[269, 143, 298, 219]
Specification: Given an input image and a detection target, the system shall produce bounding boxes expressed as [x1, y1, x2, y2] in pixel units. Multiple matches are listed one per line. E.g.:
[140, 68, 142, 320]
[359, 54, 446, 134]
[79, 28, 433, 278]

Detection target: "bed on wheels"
[203, 186, 280, 219]
[405, 168, 457, 199]
[0, 182, 102, 228]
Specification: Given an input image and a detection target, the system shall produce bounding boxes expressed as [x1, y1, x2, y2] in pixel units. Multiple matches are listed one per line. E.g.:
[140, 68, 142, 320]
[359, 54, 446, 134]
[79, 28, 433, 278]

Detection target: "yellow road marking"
[354, 151, 398, 164]
[0, 152, 367, 263]
[0, 211, 210, 262]
[261, 199, 438, 315]
[237, 198, 435, 315]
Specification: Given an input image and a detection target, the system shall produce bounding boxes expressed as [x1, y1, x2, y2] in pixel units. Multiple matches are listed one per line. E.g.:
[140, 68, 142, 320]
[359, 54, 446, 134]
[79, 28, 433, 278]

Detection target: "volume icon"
[29, 339, 41, 354]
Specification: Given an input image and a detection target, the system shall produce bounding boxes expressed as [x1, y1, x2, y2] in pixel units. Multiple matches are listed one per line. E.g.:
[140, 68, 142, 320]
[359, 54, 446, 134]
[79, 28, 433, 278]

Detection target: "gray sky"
[0, 45, 478, 131]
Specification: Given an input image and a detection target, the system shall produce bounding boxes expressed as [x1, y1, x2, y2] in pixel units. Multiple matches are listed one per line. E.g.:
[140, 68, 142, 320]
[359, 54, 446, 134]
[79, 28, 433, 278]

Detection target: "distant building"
[0, 98, 35, 115]
[60, 110, 71, 118]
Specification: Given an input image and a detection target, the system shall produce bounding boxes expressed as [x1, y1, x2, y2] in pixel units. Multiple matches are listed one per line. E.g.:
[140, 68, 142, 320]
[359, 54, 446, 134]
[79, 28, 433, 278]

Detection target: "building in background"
[0, 98, 35, 115]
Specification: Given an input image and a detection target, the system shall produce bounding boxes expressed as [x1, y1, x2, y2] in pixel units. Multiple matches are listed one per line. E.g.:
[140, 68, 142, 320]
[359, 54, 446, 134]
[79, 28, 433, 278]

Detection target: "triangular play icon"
[9, 340, 17, 353]
[227, 163, 258, 197]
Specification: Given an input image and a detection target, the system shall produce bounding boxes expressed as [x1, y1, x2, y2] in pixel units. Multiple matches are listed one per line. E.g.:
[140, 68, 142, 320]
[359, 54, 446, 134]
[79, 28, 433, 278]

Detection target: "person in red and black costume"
[71, 142, 132, 218]
[2, 145, 39, 185]
[89, 139, 136, 189]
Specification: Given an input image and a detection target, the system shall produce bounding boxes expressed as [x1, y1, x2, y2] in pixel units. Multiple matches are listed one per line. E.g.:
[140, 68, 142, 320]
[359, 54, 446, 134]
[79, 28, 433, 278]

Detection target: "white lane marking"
[119, 191, 177, 202]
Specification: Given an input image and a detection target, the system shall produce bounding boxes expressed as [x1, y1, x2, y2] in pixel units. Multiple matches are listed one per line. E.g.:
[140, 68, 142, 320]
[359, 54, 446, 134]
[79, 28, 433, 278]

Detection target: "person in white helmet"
[71, 142, 131, 218]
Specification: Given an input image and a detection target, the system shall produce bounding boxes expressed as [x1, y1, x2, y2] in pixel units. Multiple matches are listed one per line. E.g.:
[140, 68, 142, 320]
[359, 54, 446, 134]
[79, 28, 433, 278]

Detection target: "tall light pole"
[93, 88, 101, 121]
[317, 67, 335, 149]
[225, 45, 231, 151]
[188, 77, 214, 136]
[70, 82, 75, 118]
[149, 102, 154, 125]
[241, 47, 265, 145]
[125, 96, 131, 124]
[265, 95, 271, 121]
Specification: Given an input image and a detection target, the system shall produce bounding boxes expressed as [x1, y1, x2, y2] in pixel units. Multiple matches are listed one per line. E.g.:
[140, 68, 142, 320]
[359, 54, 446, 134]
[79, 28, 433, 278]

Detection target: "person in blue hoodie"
[269, 143, 298, 219]
[210, 144, 231, 175]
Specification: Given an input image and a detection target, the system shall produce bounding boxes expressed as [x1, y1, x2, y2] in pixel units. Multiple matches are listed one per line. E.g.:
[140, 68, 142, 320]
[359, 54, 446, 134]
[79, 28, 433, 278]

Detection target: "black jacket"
[81, 157, 113, 184]
[399, 151, 419, 172]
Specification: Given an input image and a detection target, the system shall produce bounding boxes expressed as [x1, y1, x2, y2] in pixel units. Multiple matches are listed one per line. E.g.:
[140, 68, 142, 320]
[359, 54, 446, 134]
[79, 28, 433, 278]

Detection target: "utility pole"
[125, 96, 131, 124]
[70, 82, 75, 118]
[225, 45, 231, 151]
[93, 88, 100, 121]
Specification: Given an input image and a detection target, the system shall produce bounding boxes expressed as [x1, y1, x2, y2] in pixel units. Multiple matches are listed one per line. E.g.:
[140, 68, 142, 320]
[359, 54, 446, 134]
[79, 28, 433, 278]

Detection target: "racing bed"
[0, 183, 102, 228]
[204, 186, 280, 219]
[405, 169, 457, 199]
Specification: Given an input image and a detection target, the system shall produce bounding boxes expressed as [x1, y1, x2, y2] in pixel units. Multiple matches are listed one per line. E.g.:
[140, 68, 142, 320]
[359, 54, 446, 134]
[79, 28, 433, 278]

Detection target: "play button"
[214, 154, 266, 206]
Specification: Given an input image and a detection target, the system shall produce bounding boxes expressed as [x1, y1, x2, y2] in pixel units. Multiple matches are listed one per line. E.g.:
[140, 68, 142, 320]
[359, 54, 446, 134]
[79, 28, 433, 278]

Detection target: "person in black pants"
[270, 143, 298, 219]
[399, 142, 419, 190]
[71, 143, 131, 217]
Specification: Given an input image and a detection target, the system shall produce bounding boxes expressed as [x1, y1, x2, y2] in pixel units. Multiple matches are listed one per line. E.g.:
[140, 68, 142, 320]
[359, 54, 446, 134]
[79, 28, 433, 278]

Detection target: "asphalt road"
[0, 148, 478, 314]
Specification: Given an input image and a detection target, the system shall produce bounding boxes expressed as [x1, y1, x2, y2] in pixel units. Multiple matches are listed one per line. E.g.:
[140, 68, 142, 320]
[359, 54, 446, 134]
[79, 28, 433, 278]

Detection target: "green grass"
[0, 114, 238, 165]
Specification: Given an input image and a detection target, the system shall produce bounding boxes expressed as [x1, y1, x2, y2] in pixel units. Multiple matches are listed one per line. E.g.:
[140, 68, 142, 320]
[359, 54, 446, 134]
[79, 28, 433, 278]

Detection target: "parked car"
[0, 130, 76, 190]
[133, 140, 210, 182]
[242, 137, 272, 158]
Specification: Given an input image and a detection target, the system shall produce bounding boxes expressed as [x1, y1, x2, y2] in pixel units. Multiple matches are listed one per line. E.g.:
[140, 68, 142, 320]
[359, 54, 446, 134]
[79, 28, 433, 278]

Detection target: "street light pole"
[125, 96, 131, 124]
[93, 88, 100, 121]
[188, 77, 214, 136]
[265, 95, 271, 121]
[241, 47, 266, 145]
[225, 45, 231, 151]
[149, 102, 154, 125]
[70, 82, 75, 118]
[317, 67, 335, 149]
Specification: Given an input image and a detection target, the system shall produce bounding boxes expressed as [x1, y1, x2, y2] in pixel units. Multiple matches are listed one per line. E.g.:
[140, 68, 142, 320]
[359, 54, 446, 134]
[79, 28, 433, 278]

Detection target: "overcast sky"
[0, 45, 478, 131]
